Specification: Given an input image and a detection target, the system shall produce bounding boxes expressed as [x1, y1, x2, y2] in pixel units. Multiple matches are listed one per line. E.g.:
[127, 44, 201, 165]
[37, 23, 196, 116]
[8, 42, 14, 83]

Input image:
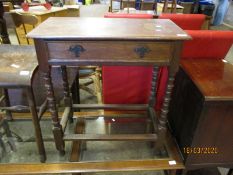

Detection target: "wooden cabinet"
[168, 59, 233, 170]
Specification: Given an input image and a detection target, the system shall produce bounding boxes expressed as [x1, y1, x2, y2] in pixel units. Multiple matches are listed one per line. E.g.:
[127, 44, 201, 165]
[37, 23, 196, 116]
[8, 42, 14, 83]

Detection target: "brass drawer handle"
[69, 45, 86, 57]
[134, 46, 151, 58]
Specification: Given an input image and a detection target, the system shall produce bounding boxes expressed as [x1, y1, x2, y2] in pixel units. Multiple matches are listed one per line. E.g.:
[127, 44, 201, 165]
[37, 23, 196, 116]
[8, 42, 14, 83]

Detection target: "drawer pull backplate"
[69, 45, 86, 57]
[134, 46, 151, 58]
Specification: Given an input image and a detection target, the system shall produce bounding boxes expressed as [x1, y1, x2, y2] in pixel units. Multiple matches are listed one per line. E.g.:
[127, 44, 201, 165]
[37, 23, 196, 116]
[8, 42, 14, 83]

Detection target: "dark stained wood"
[0, 1, 10, 44]
[29, 18, 190, 162]
[185, 168, 221, 175]
[34, 39, 65, 154]
[27, 18, 191, 41]
[73, 104, 148, 110]
[26, 87, 46, 163]
[148, 66, 159, 107]
[70, 118, 85, 162]
[148, 107, 159, 133]
[181, 59, 233, 101]
[47, 41, 172, 65]
[168, 59, 233, 170]
[61, 65, 73, 123]
[64, 134, 158, 141]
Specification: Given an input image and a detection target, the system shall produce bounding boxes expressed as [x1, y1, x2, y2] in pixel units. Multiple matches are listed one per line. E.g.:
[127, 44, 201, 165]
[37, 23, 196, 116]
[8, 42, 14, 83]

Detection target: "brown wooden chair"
[0, 44, 46, 162]
[162, 0, 177, 13]
[10, 12, 38, 45]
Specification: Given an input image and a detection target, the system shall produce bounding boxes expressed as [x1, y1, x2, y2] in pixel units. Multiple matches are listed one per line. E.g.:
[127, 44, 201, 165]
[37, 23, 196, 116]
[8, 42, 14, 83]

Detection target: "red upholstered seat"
[156, 30, 233, 111]
[104, 13, 153, 19]
[159, 14, 206, 30]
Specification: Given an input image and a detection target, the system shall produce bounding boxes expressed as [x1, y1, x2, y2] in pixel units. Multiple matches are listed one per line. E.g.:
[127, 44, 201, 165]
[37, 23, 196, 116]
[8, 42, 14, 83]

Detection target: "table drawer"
[47, 41, 173, 65]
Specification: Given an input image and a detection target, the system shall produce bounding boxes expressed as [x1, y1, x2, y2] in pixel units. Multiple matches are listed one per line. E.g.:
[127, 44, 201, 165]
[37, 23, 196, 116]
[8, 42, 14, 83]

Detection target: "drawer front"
[47, 41, 173, 65]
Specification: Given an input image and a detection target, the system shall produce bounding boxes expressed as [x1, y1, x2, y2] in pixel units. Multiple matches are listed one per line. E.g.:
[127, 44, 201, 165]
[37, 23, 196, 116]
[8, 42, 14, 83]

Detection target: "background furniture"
[0, 0, 22, 44]
[79, 4, 109, 17]
[168, 59, 233, 172]
[10, 12, 38, 44]
[0, 45, 46, 162]
[9, 6, 67, 44]
[10, 6, 68, 23]
[166, 30, 233, 173]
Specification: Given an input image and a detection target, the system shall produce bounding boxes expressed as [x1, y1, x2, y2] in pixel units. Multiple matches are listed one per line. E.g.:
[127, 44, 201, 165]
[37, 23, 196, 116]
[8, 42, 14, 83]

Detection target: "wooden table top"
[27, 17, 191, 40]
[181, 59, 233, 101]
[10, 6, 67, 15]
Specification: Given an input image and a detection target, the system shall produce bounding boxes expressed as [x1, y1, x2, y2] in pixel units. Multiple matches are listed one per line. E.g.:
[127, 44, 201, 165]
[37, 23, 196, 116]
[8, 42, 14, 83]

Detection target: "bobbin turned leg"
[26, 87, 46, 162]
[42, 69, 65, 155]
[61, 66, 73, 123]
[147, 66, 159, 148]
[156, 75, 175, 151]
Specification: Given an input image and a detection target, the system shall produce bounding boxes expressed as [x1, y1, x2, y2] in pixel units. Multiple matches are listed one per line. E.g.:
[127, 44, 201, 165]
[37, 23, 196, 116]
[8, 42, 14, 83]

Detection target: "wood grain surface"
[27, 18, 191, 41]
[181, 59, 233, 101]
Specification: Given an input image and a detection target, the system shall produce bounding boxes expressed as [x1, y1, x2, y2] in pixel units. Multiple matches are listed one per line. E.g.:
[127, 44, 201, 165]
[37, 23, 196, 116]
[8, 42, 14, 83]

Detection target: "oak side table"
[28, 18, 190, 170]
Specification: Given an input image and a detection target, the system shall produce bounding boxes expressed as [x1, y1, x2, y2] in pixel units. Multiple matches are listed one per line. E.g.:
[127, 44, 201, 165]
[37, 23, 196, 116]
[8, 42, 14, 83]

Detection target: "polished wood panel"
[168, 59, 233, 170]
[47, 41, 172, 64]
[27, 18, 191, 41]
[180, 59, 233, 101]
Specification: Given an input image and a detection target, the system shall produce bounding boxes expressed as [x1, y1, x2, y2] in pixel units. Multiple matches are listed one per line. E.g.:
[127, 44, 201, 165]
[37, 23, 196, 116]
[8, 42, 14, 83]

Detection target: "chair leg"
[26, 87, 46, 163]
[1, 118, 16, 151]
[3, 89, 13, 120]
